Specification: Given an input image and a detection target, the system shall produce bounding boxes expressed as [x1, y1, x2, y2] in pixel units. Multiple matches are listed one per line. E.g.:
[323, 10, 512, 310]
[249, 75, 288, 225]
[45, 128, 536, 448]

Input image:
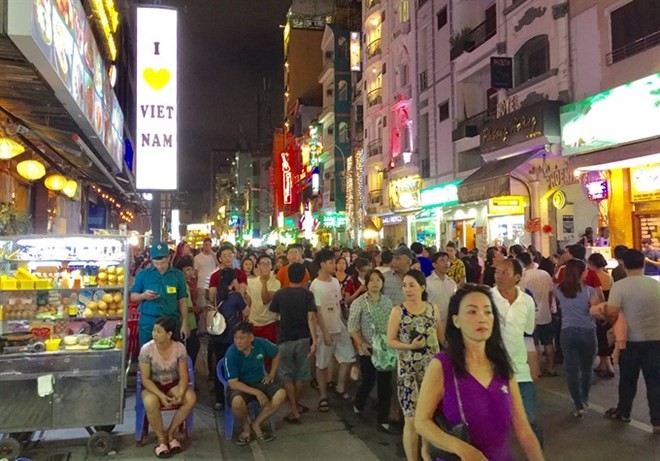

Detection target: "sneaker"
[377, 423, 399, 435]
[572, 409, 585, 418]
[604, 407, 631, 423]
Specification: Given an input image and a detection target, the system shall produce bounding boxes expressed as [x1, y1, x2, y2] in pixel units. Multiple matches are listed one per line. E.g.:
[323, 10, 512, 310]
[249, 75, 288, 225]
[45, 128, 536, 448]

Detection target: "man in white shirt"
[310, 249, 355, 413]
[518, 252, 556, 377]
[492, 259, 543, 445]
[193, 238, 218, 331]
[426, 252, 457, 330]
[247, 255, 281, 346]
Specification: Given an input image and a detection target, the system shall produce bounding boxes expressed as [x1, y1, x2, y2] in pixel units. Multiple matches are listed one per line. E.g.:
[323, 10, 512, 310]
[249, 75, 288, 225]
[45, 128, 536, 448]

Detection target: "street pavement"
[11, 345, 659, 461]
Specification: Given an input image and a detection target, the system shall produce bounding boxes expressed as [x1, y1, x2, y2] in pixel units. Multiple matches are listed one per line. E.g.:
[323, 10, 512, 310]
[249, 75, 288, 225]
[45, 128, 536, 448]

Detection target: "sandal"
[255, 432, 276, 442]
[297, 403, 310, 414]
[318, 398, 330, 413]
[604, 407, 631, 423]
[154, 443, 171, 458]
[168, 438, 183, 454]
[236, 433, 251, 446]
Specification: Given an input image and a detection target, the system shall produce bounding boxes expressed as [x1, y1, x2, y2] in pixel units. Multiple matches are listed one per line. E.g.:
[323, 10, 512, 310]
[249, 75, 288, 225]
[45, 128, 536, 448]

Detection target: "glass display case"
[0, 235, 130, 458]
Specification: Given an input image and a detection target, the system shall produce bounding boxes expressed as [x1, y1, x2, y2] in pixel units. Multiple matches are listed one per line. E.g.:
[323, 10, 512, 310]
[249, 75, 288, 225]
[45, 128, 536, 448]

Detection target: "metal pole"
[151, 191, 161, 242]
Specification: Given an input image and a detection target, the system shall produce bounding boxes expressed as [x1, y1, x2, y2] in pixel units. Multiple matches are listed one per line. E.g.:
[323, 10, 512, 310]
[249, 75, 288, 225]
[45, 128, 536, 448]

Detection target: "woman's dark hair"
[353, 257, 372, 273]
[485, 247, 498, 267]
[558, 259, 586, 298]
[403, 269, 428, 301]
[445, 285, 513, 379]
[538, 257, 555, 277]
[154, 316, 179, 341]
[241, 257, 254, 276]
[364, 269, 385, 292]
[588, 253, 607, 269]
[217, 268, 237, 303]
[335, 256, 348, 269]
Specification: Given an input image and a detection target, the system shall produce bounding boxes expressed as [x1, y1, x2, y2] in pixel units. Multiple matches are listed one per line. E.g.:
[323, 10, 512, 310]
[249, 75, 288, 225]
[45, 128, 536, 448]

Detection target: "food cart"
[0, 235, 130, 460]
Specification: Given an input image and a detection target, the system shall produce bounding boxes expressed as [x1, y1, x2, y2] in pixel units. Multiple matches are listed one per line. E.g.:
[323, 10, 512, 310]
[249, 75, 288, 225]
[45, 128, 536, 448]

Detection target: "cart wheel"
[93, 425, 116, 433]
[87, 431, 112, 457]
[0, 437, 21, 461]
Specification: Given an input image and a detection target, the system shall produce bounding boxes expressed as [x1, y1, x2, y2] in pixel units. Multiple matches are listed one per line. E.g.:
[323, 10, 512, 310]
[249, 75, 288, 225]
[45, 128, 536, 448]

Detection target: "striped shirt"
[348, 293, 393, 347]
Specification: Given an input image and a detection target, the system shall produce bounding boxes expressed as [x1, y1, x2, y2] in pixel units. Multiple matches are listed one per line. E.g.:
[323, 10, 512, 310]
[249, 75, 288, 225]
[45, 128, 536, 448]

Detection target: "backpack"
[462, 257, 478, 283]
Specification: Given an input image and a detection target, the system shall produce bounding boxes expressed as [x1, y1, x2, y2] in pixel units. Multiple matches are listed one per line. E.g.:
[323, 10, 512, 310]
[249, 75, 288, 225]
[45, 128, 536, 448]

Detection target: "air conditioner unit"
[324, 172, 332, 179]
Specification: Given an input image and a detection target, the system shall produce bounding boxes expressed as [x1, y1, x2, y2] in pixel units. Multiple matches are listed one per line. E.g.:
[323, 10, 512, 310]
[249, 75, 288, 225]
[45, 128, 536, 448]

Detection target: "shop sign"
[525, 218, 541, 232]
[8, 0, 125, 169]
[382, 215, 404, 225]
[350, 32, 361, 72]
[490, 57, 513, 90]
[561, 73, 660, 157]
[480, 101, 560, 154]
[135, 7, 178, 189]
[546, 166, 579, 189]
[586, 179, 608, 201]
[389, 176, 422, 211]
[488, 196, 525, 215]
[421, 180, 461, 208]
[630, 164, 660, 202]
[552, 191, 567, 210]
[321, 213, 347, 228]
[281, 152, 293, 204]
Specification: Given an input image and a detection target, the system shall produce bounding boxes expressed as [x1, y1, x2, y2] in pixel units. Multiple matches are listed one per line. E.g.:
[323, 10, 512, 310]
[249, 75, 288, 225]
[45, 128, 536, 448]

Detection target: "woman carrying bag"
[415, 285, 544, 461]
[348, 269, 397, 434]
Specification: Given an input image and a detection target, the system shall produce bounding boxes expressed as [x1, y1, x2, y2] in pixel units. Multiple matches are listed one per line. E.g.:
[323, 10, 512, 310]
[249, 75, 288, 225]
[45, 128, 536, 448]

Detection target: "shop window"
[514, 35, 550, 86]
[338, 122, 349, 143]
[338, 81, 348, 101]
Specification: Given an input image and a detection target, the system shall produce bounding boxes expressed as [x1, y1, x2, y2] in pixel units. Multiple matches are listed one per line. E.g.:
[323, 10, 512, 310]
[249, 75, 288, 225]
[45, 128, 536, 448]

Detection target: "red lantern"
[542, 224, 553, 234]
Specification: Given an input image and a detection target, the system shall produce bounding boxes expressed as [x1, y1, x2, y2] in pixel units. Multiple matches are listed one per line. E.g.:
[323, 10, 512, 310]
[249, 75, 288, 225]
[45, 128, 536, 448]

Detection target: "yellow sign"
[552, 191, 567, 209]
[488, 195, 525, 215]
[630, 165, 660, 202]
[389, 176, 422, 211]
[91, 0, 120, 61]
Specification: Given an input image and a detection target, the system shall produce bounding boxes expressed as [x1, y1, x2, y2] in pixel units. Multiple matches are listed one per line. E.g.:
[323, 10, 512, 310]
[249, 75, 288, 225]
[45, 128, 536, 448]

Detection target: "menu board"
[630, 165, 660, 203]
[638, 214, 660, 243]
[31, 0, 124, 169]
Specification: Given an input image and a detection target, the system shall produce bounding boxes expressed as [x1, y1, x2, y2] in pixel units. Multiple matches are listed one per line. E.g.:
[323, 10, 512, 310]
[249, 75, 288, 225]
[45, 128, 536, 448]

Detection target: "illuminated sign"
[561, 73, 660, 156]
[321, 213, 347, 228]
[90, 0, 119, 61]
[586, 179, 608, 201]
[282, 152, 293, 204]
[389, 175, 422, 211]
[630, 164, 660, 202]
[488, 196, 525, 215]
[421, 180, 461, 207]
[136, 7, 178, 190]
[382, 215, 404, 225]
[8, 0, 124, 169]
[552, 191, 566, 210]
[350, 32, 361, 72]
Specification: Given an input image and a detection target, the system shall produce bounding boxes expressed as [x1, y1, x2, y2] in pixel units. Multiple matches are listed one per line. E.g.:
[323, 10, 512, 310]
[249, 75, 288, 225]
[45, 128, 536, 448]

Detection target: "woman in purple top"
[415, 285, 544, 461]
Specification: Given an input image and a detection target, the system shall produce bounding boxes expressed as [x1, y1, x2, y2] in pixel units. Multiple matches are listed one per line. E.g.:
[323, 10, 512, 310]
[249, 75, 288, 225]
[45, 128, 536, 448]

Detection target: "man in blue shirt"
[225, 322, 285, 445]
[130, 242, 190, 347]
[411, 242, 433, 277]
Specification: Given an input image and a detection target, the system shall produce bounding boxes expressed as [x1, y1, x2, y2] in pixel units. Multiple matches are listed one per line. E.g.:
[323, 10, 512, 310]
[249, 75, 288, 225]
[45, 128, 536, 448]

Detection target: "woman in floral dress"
[387, 269, 443, 461]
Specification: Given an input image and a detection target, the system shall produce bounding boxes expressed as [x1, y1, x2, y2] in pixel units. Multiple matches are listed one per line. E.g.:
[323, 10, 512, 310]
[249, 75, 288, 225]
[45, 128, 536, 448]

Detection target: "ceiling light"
[0, 137, 25, 160]
[16, 159, 46, 181]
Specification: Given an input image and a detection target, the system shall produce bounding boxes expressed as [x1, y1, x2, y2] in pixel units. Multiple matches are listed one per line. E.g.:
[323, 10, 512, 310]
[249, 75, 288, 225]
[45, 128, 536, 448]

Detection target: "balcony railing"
[366, 39, 382, 59]
[369, 189, 383, 205]
[450, 19, 497, 60]
[366, 0, 381, 10]
[451, 108, 495, 141]
[367, 87, 383, 108]
[607, 30, 660, 65]
[367, 139, 383, 158]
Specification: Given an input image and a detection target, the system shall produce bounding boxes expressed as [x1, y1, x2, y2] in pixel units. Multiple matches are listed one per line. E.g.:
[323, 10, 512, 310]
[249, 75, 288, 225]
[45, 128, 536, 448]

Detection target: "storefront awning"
[457, 151, 538, 203]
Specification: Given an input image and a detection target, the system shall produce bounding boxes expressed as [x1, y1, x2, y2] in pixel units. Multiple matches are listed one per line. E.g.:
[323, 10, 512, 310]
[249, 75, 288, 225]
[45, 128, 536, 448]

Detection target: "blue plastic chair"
[135, 356, 195, 446]
[216, 358, 276, 440]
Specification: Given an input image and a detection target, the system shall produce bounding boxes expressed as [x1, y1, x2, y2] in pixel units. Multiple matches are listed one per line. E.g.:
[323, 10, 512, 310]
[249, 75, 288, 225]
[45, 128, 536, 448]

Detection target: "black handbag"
[428, 371, 471, 461]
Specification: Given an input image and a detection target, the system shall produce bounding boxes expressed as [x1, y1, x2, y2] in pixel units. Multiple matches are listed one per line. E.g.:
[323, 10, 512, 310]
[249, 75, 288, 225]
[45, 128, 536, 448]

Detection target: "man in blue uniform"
[131, 242, 190, 346]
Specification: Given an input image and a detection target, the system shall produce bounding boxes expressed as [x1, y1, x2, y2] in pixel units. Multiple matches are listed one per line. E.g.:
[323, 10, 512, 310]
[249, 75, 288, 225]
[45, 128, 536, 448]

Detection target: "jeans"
[519, 381, 543, 446]
[560, 327, 597, 410]
[616, 341, 660, 426]
[354, 355, 393, 424]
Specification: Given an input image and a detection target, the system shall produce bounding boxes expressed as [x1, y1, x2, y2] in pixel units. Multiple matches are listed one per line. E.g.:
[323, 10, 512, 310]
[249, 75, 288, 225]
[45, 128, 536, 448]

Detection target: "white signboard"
[136, 7, 178, 190]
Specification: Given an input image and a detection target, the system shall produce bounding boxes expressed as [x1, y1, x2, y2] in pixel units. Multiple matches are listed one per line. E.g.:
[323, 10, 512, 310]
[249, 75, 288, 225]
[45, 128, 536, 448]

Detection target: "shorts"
[534, 323, 555, 346]
[253, 322, 278, 344]
[278, 338, 312, 383]
[154, 380, 179, 395]
[228, 380, 283, 404]
[316, 328, 355, 369]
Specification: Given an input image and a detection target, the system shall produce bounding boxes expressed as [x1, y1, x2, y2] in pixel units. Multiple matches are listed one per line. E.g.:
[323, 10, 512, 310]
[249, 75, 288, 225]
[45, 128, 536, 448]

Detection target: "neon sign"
[282, 152, 292, 205]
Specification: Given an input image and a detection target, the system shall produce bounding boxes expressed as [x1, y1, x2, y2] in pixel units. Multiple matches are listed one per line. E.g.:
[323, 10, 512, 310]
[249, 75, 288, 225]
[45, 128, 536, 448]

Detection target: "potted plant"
[449, 27, 474, 57]
[0, 203, 32, 236]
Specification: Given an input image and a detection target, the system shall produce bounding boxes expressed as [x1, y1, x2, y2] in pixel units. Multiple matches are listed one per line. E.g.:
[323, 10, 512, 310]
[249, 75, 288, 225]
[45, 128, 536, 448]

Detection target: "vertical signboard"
[350, 32, 361, 71]
[136, 7, 178, 190]
[281, 152, 293, 204]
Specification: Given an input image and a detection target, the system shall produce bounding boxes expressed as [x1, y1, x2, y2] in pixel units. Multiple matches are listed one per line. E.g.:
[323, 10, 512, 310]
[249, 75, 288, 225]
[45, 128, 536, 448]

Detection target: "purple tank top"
[435, 352, 513, 461]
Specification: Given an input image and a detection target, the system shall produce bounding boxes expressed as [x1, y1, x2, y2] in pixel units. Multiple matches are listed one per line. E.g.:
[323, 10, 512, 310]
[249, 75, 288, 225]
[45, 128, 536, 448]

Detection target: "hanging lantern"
[0, 137, 25, 160]
[63, 179, 78, 198]
[44, 174, 68, 191]
[16, 159, 46, 181]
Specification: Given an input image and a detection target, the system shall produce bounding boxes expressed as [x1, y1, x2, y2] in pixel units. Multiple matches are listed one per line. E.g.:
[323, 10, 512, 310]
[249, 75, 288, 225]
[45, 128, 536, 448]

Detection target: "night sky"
[163, 0, 292, 190]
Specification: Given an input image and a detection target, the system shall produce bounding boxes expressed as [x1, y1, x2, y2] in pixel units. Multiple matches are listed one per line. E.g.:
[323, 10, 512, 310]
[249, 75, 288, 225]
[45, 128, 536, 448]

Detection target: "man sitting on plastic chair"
[139, 316, 197, 458]
[225, 321, 286, 445]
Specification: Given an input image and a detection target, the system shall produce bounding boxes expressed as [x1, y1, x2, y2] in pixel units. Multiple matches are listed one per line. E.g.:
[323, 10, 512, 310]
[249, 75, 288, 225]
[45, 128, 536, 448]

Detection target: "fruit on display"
[81, 291, 123, 318]
[96, 265, 122, 286]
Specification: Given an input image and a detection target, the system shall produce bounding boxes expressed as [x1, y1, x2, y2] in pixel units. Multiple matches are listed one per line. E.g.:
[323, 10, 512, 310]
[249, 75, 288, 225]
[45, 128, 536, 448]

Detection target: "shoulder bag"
[206, 300, 226, 336]
[429, 369, 471, 461]
[365, 299, 397, 372]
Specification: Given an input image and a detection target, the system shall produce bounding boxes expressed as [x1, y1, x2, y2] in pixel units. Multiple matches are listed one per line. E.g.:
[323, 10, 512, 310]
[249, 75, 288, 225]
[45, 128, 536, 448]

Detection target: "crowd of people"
[129, 236, 660, 459]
